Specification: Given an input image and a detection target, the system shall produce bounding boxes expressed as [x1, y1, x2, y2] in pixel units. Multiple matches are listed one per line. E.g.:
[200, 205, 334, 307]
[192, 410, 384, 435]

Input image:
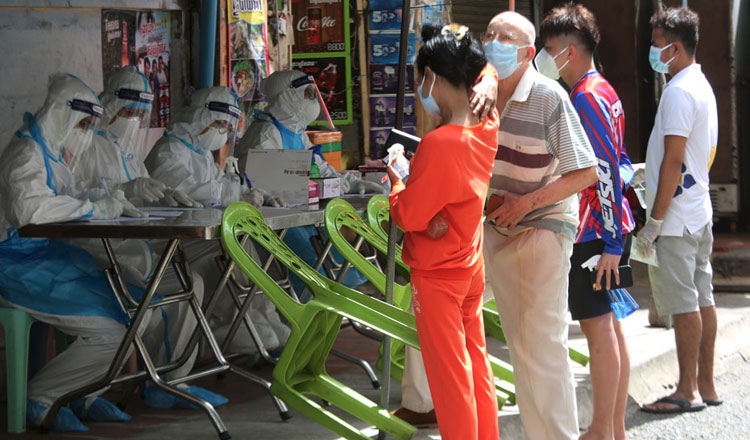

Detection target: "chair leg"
[269, 382, 374, 440]
[330, 349, 380, 389]
[304, 374, 416, 440]
[1, 310, 35, 434]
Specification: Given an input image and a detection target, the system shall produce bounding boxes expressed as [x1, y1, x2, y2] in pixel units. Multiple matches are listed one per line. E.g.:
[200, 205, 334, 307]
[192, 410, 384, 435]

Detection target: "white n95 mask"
[198, 127, 228, 151]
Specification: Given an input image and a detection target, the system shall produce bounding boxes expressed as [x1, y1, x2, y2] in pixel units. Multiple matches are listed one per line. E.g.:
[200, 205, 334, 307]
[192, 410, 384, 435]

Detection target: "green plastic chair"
[221, 202, 420, 440]
[0, 307, 36, 433]
[326, 199, 515, 407]
[366, 196, 590, 368]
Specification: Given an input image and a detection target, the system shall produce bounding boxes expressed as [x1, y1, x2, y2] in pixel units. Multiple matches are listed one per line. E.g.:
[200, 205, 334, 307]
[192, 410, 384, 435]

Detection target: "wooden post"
[357, 0, 372, 159]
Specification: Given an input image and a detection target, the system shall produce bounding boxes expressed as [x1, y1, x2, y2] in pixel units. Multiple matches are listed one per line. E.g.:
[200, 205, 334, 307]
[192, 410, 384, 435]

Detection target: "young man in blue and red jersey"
[538, 4, 635, 440]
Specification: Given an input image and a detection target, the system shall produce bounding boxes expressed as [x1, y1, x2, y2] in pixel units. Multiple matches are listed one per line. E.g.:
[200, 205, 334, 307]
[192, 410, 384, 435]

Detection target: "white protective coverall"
[144, 86, 291, 354]
[0, 74, 155, 430]
[68, 66, 207, 385]
[234, 70, 373, 295]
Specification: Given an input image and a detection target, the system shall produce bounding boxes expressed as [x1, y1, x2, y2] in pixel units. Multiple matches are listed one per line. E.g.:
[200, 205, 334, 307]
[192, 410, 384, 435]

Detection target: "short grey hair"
[488, 11, 536, 46]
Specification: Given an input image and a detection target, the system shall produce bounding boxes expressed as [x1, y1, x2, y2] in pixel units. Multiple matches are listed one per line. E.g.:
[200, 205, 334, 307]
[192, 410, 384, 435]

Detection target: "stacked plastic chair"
[325, 198, 517, 407]
[366, 196, 590, 368]
[221, 201, 421, 440]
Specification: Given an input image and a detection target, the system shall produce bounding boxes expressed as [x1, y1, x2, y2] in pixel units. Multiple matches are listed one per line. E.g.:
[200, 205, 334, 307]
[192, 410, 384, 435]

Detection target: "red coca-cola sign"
[292, 0, 345, 53]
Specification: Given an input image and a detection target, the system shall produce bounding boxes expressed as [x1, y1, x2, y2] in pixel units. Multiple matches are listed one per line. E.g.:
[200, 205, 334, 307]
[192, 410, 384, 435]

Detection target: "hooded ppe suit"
[0, 74, 151, 431]
[144, 86, 291, 355]
[145, 86, 242, 207]
[234, 71, 371, 294]
[67, 67, 210, 402]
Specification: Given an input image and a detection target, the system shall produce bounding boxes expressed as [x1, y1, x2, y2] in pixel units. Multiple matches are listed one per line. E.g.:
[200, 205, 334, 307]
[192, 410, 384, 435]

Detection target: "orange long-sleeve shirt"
[390, 108, 499, 279]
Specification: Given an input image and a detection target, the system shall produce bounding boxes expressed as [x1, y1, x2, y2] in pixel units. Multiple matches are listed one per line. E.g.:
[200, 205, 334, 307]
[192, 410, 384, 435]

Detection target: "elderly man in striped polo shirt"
[482, 11, 598, 440]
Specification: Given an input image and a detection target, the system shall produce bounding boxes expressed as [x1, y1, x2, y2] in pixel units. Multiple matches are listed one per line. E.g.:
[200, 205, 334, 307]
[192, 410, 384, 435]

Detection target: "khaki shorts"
[648, 223, 714, 316]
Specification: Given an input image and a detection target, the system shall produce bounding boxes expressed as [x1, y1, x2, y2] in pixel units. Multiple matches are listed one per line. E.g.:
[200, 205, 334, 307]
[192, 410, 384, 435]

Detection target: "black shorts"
[568, 233, 632, 321]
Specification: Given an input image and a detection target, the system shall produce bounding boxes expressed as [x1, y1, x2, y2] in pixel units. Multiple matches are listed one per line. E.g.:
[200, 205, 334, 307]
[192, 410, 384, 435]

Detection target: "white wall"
[0, 8, 104, 152]
[0, 2, 189, 157]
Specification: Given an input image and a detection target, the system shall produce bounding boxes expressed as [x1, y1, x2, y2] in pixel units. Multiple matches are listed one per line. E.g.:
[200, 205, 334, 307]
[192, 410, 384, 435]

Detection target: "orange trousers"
[410, 266, 499, 440]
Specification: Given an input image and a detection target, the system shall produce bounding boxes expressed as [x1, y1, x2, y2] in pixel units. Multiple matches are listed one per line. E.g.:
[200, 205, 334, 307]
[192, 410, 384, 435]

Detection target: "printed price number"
[326, 42, 346, 52]
[330, 111, 347, 120]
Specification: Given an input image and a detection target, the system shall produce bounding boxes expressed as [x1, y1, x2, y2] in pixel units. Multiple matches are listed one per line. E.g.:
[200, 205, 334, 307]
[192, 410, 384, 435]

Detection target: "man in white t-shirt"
[640, 7, 720, 414]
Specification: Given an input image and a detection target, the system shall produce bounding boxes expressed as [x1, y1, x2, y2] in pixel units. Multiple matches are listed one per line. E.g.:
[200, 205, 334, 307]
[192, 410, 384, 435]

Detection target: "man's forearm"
[525, 166, 598, 211]
[650, 157, 682, 220]
[651, 135, 688, 220]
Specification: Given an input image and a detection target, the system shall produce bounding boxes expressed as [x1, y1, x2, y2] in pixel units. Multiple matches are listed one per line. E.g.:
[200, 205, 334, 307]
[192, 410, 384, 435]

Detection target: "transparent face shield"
[61, 99, 103, 171]
[106, 88, 154, 158]
[290, 75, 333, 129]
[200, 101, 240, 154]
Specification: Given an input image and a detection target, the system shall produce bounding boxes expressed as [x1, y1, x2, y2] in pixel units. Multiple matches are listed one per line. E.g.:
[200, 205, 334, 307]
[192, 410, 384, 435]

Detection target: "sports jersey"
[571, 70, 635, 255]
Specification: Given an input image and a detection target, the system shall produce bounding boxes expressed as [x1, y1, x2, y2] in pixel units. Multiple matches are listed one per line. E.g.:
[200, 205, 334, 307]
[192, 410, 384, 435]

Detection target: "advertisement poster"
[101, 10, 137, 76]
[135, 11, 171, 128]
[292, 56, 349, 122]
[370, 32, 416, 65]
[370, 64, 413, 95]
[291, 0, 346, 54]
[228, 0, 269, 104]
[368, 0, 402, 31]
[370, 126, 415, 157]
[369, 95, 416, 127]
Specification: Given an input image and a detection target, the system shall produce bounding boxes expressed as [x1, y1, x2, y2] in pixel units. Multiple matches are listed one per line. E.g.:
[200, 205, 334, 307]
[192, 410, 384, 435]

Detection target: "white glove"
[112, 189, 149, 218]
[242, 188, 265, 208]
[161, 188, 203, 208]
[348, 178, 387, 195]
[254, 188, 286, 207]
[91, 197, 124, 220]
[638, 216, 663, 244]
[116, 177, 167, 203]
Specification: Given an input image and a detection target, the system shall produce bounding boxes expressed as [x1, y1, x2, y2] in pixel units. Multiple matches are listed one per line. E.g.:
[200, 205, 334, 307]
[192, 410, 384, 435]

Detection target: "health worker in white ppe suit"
[69, 66, 227, 411]
[235, 70, 376, 295]
[0, 74, 152, 432]
[145, 86, 291, 355]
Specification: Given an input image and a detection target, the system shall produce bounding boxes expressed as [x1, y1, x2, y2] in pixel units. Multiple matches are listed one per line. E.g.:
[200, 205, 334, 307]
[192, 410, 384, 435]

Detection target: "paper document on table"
[136, 210, 183, 217]
[140, 206, 203, 212]
[87, 216, 166, 223]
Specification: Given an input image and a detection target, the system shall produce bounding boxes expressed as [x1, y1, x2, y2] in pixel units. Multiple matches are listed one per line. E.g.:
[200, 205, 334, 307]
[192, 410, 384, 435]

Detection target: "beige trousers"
[484, 225, 579, 440]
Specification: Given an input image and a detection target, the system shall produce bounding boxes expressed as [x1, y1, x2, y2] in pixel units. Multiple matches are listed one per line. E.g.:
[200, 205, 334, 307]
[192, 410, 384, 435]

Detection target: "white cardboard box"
[244, 149, 312, 207]
[311, 177, 341, 199]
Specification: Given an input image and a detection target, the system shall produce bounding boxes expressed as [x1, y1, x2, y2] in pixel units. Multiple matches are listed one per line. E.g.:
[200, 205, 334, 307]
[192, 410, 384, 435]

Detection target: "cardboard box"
[311, 177, 341, 199]
[308, 182, 320, 205]
[244, 149, 312, 207]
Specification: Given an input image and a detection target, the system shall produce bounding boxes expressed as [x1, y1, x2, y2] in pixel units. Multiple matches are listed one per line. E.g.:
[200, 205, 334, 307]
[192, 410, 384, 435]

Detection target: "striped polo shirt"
[489, 66, 597, 239]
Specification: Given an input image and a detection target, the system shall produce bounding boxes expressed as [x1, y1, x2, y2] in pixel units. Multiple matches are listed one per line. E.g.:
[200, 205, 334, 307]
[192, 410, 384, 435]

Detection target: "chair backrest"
[366, 196, 391, 241]
[365, 195, 410, 275]
[325, 199, 411, 311]
[222, 202, 330, 322]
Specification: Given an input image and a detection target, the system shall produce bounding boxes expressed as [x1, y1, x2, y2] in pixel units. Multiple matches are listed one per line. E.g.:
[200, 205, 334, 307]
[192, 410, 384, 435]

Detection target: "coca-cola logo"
[297, 15, 336, 32]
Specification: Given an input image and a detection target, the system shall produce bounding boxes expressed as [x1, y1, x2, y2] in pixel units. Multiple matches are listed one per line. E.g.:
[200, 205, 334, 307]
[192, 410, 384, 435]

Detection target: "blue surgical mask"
[418, 70, 441, 118]
[484, 40, 530, 80]
[649, 43, 674, 73]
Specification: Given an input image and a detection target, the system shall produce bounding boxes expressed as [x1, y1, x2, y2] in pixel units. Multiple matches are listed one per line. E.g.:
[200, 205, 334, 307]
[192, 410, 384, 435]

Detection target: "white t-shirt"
[645, 64, 718, 237]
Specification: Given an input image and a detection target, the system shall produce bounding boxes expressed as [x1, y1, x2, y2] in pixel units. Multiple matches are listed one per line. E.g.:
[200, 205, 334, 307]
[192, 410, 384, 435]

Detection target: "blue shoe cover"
[144, 385, 228, 410]
[26, 399, 88, 432]
[71, 397, 131, 422]
[183, 386, 228, 409]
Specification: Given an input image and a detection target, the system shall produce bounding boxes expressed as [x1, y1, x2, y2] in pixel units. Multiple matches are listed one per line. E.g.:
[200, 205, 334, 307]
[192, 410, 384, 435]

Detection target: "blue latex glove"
[144, 385, 228, 410]
[70, 397, 131, 422]
[27, 398, 88, 432]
